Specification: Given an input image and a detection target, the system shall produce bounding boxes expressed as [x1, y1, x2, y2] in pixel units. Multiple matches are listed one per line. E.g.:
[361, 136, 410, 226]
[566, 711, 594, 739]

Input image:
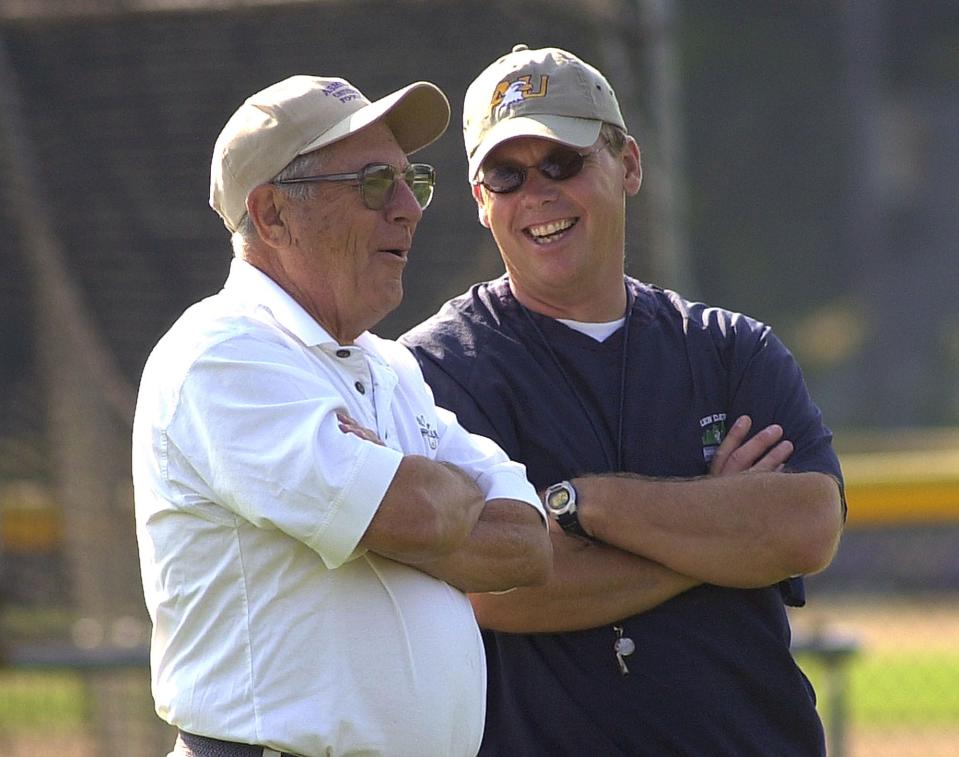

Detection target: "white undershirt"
[557, 316, 626, 342]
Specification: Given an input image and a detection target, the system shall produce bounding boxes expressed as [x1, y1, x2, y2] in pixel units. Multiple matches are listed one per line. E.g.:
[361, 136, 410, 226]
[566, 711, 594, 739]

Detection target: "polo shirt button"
[336, 349, 350, 358]
[354, 381, 365, 394]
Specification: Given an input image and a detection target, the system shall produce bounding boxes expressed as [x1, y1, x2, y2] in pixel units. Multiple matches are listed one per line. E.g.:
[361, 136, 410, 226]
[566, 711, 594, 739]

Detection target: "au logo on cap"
[490, 74, 549, 116]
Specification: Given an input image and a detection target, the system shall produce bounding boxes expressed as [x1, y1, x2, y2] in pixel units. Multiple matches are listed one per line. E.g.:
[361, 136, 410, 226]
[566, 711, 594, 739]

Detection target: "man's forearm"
[416, 498, 552, 593]
[468, 524, 699, 633]
[361, 455, 486, 563]
[575, 470, 844, 588]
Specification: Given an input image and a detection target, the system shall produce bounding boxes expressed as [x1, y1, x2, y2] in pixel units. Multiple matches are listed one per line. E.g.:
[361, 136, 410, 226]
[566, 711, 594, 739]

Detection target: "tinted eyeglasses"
[273, 163, 436, 210]
[475, 140, 608, 194]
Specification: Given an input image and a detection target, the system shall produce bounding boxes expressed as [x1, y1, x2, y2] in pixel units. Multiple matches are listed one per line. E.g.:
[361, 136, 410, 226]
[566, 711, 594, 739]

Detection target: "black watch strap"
[545, 480, 591, 539]
[555, 507, 590, 538]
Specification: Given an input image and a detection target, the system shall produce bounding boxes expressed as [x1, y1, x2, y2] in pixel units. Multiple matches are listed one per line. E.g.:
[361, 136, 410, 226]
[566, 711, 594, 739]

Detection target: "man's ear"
[622, 136, 643, 196]
[471, 183, 491, 228]
[246, 184, 292, 248]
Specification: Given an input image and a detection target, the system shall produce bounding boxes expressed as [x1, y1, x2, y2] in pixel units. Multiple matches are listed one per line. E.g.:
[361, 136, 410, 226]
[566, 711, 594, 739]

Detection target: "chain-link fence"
[1, 592, 957, 756]
[1, 2, 957, 755]
[2, 501, 958, 756]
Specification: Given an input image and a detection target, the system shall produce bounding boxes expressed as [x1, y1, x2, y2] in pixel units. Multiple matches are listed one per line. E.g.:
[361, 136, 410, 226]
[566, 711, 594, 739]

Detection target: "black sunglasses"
[273, 162, 435, 210]
[476, 140, 608, 194]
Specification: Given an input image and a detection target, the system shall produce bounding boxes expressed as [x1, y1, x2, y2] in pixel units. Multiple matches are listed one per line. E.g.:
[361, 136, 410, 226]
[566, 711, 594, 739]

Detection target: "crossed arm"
[343, 413, 553, 594]
[469, 416, 844, 633]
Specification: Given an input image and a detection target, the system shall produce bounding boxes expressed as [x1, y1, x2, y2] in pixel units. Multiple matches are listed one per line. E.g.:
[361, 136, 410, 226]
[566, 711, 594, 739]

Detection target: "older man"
[133, 74, 551, 757]
[402, 46, 845, 756]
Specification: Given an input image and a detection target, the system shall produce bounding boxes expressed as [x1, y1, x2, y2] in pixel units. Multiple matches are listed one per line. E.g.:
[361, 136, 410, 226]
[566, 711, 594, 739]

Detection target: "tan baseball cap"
[463, 44, 626, 180]
[210, 75, 451, 232]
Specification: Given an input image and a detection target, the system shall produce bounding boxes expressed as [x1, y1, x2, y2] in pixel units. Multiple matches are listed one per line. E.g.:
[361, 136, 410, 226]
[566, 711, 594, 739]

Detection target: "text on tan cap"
[210, 75, 450, 232]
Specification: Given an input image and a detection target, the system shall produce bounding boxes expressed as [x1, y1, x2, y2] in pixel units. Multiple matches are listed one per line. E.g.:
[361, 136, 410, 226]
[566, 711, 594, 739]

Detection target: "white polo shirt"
[132, 258, 544, 757]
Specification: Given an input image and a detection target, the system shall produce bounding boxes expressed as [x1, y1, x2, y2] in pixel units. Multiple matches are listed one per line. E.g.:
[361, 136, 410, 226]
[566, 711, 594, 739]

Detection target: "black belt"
[174, 730, 301, 757]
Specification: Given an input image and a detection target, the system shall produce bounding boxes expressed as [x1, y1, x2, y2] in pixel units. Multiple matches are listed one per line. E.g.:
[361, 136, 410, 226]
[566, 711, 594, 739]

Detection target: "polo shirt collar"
[224, 257, 340, 348]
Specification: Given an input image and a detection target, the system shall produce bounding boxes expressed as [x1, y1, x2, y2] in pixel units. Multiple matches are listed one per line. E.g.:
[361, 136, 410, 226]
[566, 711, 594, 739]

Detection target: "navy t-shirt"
[401, 276, 843, 757]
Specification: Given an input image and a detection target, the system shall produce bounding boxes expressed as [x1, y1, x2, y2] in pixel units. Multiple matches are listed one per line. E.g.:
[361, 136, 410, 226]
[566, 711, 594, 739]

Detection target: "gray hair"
[601, 122, 628, 154]
[231, 150, 329, 251]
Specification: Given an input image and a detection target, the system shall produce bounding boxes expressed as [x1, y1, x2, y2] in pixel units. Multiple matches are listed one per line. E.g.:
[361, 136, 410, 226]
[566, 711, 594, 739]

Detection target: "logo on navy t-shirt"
[699, 413, 727, 464]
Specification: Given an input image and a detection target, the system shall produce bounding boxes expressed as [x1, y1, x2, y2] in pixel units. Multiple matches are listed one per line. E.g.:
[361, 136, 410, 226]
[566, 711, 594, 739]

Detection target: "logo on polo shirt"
[416, 414, 439, 450]
[699, 413, 727, 464]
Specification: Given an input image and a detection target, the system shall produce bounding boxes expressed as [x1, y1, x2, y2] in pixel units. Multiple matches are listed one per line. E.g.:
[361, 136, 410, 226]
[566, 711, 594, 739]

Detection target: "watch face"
[546, 486, 571, 512]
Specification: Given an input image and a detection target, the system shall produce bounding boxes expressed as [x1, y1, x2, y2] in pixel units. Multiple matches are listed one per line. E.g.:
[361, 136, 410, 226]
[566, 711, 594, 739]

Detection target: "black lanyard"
[518, 281, 633, 472]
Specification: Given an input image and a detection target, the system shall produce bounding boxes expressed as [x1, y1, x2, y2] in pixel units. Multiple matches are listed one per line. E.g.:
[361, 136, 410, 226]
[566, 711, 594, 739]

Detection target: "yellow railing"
[838, 430, 959, 526]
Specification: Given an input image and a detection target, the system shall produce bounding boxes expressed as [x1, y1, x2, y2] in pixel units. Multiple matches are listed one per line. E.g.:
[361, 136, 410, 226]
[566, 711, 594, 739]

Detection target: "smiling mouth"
[524, 218, 577, 245]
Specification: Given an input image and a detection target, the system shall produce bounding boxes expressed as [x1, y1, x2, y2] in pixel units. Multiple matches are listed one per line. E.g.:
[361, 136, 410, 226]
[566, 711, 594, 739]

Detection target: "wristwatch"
[544, 480, 590, 538]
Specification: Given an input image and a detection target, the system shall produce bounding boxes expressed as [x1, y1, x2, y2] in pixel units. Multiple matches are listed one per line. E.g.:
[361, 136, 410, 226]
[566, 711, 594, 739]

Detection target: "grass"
[0, 671, 87, 732]
[3, 653, 956, 732]
[798, 650, 959, 727]
[2, 604, 957, 748]
[0, 607, 89, 733]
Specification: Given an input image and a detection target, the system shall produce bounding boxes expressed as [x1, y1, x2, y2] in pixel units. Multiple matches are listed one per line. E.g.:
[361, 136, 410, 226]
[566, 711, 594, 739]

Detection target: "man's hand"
[347, 408, 486, 565]
[338, 412, 550, 592]
[337, 412, 384, 446]
[709, 415, 793, 475]
[573, 411, 843, 586]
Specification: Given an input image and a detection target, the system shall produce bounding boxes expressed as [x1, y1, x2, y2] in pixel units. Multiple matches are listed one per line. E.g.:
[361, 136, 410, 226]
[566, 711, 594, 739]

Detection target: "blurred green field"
[2, 652, 957, 730]
[799, 651, 959, 726]
[0, 671, 86, 731]
[2, 598, 957, 756]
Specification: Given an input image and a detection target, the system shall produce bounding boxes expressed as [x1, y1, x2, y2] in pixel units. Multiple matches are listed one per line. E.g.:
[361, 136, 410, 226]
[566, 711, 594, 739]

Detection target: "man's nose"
[519, 167, 560, 206]
[385, 178, 424, 224]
